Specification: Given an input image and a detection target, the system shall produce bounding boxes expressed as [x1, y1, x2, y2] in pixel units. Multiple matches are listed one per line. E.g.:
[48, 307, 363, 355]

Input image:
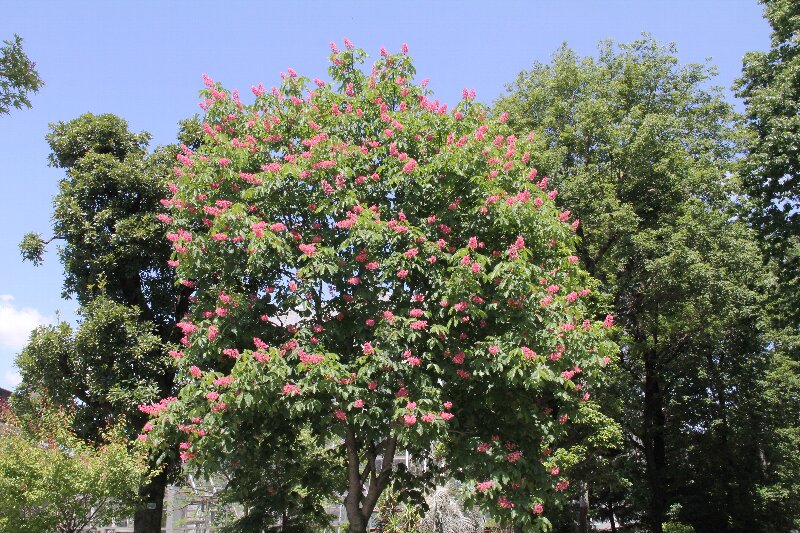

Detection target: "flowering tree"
[146, 41, 615, 532]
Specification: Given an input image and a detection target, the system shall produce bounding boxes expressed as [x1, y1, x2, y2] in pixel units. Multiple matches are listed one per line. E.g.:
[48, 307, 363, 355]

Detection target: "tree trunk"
[608, 499, 617, 533]
[134, 469, 167, 533]
[345, 497, 368, 533]
[707, 354, 735, 531]
[343, 428, 397, 533]
[577, 481, 589, 533]
[344, 428, 368, 533]
[644, 349, 666, 533]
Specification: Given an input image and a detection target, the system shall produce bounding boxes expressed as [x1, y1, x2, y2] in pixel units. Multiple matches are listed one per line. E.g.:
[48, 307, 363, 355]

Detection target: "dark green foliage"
[16, 113, 191, 532]
[212, 427, 341, 533]
[498, 36, 777, 532]
[46, 113, 150, 168]
[43, 114, 183, 332]
[18, 112, 182, 426]
[16, 297, 168, 439]
[734, 2, 800, 529]
[735, 0, 800, 264]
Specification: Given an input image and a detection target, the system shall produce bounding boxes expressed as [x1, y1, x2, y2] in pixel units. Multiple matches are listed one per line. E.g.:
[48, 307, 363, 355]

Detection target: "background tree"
[209, 426, 341, 532]
[16, 113, 197, 533]
[545, 393, 625, 533]
[145, 41, 615, 533]
[735, 1, 800, 528]
[0, 34, 43, 115]
[736, 0, 800, 318]
[0, 399, 148, 533]
[497, 36, 773, 532]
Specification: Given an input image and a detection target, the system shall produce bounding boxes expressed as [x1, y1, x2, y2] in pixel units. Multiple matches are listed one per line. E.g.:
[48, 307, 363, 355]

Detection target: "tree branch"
[362, 441, 375, 484]
[344, 426, 363, 509]
[362, 434, 397, 518]
[658, 332, 692, 368]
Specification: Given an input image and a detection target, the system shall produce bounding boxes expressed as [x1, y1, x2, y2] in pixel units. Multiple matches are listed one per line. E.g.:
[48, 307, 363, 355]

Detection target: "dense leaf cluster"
[0, 401, 148, 533]
[497, 35, 790, 532]
[0, 34, 43, 115]
[15, 113, 193, 532]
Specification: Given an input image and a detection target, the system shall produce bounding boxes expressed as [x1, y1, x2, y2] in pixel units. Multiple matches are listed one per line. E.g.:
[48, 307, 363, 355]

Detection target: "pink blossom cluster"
[137, 397, 177, 415]
[476, 481, 495, 492]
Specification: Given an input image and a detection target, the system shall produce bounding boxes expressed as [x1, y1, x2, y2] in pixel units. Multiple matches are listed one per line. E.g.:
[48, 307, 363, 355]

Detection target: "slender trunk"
[643, 349, 666, 533]
[607, 500, 617, 533]
[344, 428, 368, 533]
[134, 469, 167, 533]
[577, 481, 589, 533]
[707, 353, 740, 531]
[718, 407, 735, 532]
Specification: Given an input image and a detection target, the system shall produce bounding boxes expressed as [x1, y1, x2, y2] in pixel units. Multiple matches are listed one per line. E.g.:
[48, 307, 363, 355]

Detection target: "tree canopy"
[144, 41, 615, 533]
[497, 36, 773, 532]
[16, 113, 194, 533]
[0, 400, 148, 533]
[736, 0, 800, 259]
[734, 1, 800, 528]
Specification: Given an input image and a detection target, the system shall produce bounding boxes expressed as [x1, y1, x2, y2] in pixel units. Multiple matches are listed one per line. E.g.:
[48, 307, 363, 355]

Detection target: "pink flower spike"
[282, 383, 301, 396]
[476, 481, 495, 492]
[299, 243, 317, 256]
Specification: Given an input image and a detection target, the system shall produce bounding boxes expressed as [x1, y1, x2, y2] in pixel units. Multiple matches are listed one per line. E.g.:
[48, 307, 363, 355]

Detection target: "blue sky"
[0, 0, 771, 389]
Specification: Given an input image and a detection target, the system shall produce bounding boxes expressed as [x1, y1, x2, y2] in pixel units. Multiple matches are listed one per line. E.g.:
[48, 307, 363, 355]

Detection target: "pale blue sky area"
[0, 0, 771, 389]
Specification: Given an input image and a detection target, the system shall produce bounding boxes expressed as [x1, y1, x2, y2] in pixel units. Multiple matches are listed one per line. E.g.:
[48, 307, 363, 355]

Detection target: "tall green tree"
[735, 0, 800, 318]
[497, 37, 773, 532]
[0, 34, 43, 115]
[735, 1, 800, 528]
[16, 113, 196, 533]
